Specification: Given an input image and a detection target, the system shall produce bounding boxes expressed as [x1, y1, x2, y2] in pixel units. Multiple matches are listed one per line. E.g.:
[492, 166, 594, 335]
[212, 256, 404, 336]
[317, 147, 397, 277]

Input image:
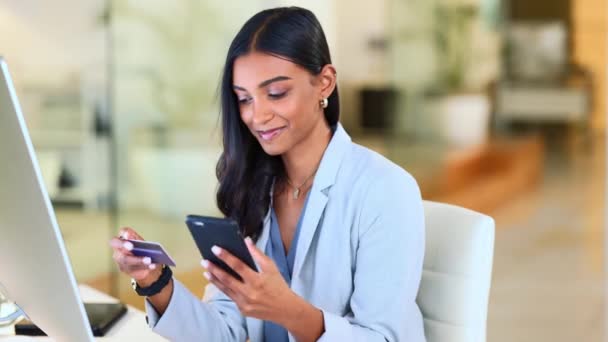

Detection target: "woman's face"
[232, 51, 334, 156]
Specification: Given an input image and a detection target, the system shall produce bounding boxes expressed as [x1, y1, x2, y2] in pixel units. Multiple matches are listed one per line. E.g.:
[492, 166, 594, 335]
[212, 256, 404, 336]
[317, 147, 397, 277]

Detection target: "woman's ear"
[318, 64, 337, 99]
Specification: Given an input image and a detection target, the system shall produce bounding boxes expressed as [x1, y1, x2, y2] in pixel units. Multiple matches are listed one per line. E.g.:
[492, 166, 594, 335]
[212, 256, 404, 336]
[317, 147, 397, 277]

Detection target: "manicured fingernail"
[203, 272, 211, 280]
[201, 259, 209, 268]
[211, 246, 221, 256]
[149, 264, 156, 270]
[245, 237, 253, 246]
[123, 242, 133, 250]
[142, 257, 151, 265]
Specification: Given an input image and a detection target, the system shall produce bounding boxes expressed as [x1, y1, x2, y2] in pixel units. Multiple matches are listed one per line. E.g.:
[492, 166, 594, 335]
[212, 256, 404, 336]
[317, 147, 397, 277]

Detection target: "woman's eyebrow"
[233, 76, 292, 91]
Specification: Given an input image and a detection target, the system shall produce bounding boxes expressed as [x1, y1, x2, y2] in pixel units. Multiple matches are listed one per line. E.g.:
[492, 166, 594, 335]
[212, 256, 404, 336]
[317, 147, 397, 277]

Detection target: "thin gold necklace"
[285, 167, 318, 200]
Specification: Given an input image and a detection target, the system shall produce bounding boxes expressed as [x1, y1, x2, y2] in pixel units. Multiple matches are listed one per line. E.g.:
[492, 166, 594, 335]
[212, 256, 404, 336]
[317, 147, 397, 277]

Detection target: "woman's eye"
[238, 97, 251, 104]
[269, 92, 287, 99]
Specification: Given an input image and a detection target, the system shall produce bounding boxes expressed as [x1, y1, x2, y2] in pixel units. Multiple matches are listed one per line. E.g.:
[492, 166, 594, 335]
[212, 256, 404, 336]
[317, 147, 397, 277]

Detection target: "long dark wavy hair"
[216, 7, 340, 240]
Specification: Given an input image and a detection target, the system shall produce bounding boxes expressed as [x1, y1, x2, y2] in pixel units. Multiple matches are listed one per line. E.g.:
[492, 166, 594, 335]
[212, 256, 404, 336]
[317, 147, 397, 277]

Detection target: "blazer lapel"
[291, 186, 328, 281]
[291, 123, 351, 281]
[247, 124, 351, 339]
[246, 204, 271, 342]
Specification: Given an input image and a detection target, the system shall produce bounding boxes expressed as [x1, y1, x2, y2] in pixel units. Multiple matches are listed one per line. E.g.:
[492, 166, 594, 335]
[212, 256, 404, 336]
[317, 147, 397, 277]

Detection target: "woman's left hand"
[201, 237, 297, 324]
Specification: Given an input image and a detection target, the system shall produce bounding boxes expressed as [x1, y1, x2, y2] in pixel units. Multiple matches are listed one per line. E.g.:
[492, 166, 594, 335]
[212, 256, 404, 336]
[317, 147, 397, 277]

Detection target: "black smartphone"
[185, 215, 258, 282]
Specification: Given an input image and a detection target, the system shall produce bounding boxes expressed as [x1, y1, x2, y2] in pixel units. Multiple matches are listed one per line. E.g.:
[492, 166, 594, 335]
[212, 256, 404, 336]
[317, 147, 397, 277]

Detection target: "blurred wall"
[572, 0, 606, 133]
[334, 0, 389, 132]
[0, 1, 106, 86]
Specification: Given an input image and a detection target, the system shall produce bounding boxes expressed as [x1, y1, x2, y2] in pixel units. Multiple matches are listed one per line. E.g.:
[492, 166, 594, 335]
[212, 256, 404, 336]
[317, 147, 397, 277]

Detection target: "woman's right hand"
[109, 227, 161, 286]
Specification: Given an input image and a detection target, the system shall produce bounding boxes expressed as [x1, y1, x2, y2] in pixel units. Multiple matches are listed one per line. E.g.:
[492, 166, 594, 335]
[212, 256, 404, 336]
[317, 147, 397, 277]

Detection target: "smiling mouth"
[257, 126, 286, 142]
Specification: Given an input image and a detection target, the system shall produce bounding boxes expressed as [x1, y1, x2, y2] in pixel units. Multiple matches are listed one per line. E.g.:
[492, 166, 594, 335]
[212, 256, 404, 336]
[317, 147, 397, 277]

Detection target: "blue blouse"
[263, 191, 311, 341]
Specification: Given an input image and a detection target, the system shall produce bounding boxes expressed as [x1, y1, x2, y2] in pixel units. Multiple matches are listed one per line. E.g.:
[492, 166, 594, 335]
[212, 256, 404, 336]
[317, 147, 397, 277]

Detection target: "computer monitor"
[0, 57, 94, 341]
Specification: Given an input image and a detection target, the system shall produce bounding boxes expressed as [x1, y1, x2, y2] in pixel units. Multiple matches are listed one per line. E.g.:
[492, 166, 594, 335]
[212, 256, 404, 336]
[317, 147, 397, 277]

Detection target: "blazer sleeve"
[144, 278, 247, 341]
[318, 169, 426, 342]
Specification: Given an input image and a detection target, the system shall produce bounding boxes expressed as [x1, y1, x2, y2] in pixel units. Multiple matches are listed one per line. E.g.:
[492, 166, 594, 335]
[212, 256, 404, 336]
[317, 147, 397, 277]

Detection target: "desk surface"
[0, 285, 166, 341]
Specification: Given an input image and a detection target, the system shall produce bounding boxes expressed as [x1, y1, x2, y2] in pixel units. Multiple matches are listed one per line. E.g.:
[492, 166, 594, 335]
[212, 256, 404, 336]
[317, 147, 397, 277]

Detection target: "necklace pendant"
[293, 188, 300, 200]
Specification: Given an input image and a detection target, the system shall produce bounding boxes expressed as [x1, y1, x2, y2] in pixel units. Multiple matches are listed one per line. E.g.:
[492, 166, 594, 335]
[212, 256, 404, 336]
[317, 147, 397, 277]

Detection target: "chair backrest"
[417, 201, 495, 342]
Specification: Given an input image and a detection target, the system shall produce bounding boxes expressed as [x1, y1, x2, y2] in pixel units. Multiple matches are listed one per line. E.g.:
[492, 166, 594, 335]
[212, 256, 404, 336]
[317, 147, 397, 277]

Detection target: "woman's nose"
[251, 102, 274, 125]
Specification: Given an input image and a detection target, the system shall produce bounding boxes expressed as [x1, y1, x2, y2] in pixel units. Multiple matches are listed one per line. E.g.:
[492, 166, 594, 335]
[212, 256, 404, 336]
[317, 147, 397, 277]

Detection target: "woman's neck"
[281, 119, 332, 188]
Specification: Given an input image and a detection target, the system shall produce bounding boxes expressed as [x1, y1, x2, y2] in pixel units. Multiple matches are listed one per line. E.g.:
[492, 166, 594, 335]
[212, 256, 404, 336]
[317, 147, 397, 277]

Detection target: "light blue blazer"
[145, 123, 426, 341]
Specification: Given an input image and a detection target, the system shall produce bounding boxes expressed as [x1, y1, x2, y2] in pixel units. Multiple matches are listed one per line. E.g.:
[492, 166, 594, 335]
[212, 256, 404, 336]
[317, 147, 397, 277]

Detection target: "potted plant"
[428, 1, 492, 147]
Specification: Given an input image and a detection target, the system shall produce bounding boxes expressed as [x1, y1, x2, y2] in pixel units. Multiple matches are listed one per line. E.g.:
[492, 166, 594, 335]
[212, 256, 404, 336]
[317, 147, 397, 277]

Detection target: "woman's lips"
[258, 126, 286, 142]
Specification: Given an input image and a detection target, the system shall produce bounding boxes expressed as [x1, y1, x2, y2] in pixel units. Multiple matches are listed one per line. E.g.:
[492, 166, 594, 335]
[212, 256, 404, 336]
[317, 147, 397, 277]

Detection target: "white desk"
[0, 285, 166, 341]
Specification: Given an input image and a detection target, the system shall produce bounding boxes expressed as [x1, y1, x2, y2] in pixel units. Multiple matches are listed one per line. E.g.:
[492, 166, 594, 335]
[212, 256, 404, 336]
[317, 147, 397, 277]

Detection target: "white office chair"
[418, 201, 495, 342]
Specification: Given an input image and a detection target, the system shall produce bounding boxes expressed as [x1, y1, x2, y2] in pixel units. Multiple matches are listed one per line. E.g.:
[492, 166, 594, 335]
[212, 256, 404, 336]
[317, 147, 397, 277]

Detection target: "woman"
[110, 6, 425, 342]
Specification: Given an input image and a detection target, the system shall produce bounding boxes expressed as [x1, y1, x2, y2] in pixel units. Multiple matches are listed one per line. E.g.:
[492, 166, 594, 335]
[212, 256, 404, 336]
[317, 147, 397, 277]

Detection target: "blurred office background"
[1, 0, 606, 340]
